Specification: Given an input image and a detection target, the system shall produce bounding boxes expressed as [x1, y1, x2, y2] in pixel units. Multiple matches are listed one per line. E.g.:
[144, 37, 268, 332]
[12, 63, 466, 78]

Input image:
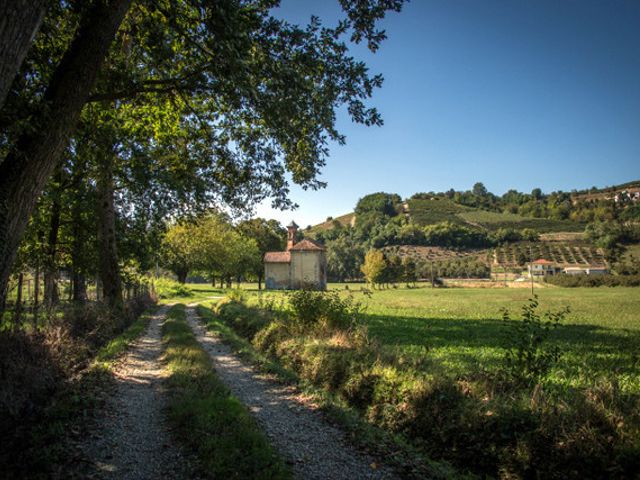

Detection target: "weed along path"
[77, 306, 191, 479]
[185, 307, 398, 480]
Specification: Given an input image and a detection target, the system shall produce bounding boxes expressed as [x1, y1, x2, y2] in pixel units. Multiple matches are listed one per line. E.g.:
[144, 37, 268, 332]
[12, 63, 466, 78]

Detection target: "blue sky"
[255, 0, 640, 228]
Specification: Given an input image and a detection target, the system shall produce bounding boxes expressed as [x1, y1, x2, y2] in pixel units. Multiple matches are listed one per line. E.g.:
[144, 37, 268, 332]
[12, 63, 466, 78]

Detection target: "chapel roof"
[264, 251, 291, 263]
[289, 238, 325, 251]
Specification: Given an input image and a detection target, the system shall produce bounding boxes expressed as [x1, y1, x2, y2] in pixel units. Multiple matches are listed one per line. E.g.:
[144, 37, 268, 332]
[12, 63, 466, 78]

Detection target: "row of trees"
[413, 182, 640, 223]
[359, 249, 491, 288]
[360, 249, 417, 288]
[161, 215, 284, 289]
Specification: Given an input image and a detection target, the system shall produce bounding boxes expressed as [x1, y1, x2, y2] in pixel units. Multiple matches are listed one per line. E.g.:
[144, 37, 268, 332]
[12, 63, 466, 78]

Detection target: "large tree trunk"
[0, 0, 132, 314]
[0, 0, 47, 111]
[177, 269, 188, 284]
[96, 150, 123, 311]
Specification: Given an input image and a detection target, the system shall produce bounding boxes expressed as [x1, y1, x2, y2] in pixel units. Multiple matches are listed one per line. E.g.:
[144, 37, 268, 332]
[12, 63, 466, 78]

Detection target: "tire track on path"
[77, 306, 192, 479]
[185, 306, 398, 480]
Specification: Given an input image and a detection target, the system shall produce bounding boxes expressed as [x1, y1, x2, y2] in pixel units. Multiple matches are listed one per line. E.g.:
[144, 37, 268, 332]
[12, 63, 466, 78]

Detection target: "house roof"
[287, 221, 299, 228]
[532, 259, 554, 265]
[289, 238, 325, 251]
[264, 251, 291, 263]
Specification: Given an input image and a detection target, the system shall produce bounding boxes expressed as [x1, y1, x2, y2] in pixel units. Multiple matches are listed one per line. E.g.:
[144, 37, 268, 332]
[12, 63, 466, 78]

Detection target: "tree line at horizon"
[310, 189, 640, 282]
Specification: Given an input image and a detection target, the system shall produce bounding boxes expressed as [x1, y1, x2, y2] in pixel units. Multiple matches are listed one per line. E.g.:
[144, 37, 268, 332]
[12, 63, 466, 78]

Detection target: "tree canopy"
[0, 0, 406, 306]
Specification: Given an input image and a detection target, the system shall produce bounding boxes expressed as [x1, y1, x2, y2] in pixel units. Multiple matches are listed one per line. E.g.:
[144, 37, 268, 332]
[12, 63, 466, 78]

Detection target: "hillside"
[571, 180, 640, 203]
[309, 197, 584, 234]
[407, 198, 583, 232]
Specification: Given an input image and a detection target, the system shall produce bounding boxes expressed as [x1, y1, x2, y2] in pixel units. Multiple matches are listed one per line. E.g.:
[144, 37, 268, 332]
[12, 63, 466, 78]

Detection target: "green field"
[172, 283, 640, 391]
[344, 286, 640, 391]
[171, 282, 640, 477]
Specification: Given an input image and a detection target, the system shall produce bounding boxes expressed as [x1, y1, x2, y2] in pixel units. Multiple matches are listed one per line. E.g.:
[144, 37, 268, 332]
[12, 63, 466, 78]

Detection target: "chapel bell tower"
[286, 221, 298, 250]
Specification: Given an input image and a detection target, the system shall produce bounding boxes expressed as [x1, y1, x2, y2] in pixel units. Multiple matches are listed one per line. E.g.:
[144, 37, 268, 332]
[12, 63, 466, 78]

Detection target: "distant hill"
[571, 180, 640, 203]
[309, 212, 355, 231]
[406, 198, 582, 233]
[308, 197, 584, 234]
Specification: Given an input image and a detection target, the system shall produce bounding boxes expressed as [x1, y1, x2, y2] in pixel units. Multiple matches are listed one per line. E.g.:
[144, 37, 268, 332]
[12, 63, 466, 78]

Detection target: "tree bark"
[177, 269, 188, 284]
[13, 272, 23, 329]
[0, 0, 46, 110]
[72, 273, 87, 304]
[44, 187, 62, 307]
[96, 149, 123, 311]
[258, 272, 262, 291]
[70, 155, 88, 304]
[0, 0, 132, 314]
[33, 264, 39, 325]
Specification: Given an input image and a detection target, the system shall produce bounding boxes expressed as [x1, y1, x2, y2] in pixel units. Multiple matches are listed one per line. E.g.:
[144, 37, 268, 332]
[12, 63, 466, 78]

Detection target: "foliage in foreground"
[162, 305, 289, 480]
[208, 292, 640, 479]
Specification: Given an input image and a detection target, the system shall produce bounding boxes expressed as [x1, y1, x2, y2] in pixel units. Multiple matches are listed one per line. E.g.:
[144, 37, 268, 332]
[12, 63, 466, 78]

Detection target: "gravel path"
[77, 307, 192, 479]
[186, 307, 398, 480]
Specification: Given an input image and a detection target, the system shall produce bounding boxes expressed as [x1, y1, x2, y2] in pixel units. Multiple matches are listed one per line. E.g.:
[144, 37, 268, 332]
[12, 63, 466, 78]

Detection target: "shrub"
[154, 277, 193, 299]
[341, 371, 380, 410]
[501, 296, 569, 384]
[215, 300, 269, 340]
[287, 290, 364, 332]
[252, 322, 289, 357]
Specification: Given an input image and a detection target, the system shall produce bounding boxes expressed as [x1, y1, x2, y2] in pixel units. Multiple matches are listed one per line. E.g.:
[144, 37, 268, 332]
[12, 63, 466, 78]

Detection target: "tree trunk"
[13, 273, 24, 329]
[33, 264, 40, 325]
[258, 273, 262, 291]
[0, 0, 132, 314]
[73, 272, 87, 304]
[96, 149, 123, 311]
[44, 185, 62, 307]
[177, 270, 188, 284]
[70, 156, 88, 304]
[0, 0, 46, 110]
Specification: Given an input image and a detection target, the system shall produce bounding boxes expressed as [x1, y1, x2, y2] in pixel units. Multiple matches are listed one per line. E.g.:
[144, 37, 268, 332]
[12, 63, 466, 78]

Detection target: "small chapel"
[263, 221, 327, 290]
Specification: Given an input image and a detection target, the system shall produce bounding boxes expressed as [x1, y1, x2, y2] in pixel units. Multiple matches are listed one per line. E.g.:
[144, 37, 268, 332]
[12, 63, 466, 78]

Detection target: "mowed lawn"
[175, 283, 640, 393]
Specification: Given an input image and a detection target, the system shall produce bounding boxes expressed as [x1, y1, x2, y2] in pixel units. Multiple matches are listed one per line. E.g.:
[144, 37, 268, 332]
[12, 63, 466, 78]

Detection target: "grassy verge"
[93, 307, 155, 364]
[162, 304, 290, 479]
[195, 303, 461, 480]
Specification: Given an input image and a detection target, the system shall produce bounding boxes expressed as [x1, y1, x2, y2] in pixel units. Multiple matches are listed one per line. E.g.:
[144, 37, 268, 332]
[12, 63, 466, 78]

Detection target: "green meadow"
[171, 282, 640, 476]
[169, 282, 640, 392]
